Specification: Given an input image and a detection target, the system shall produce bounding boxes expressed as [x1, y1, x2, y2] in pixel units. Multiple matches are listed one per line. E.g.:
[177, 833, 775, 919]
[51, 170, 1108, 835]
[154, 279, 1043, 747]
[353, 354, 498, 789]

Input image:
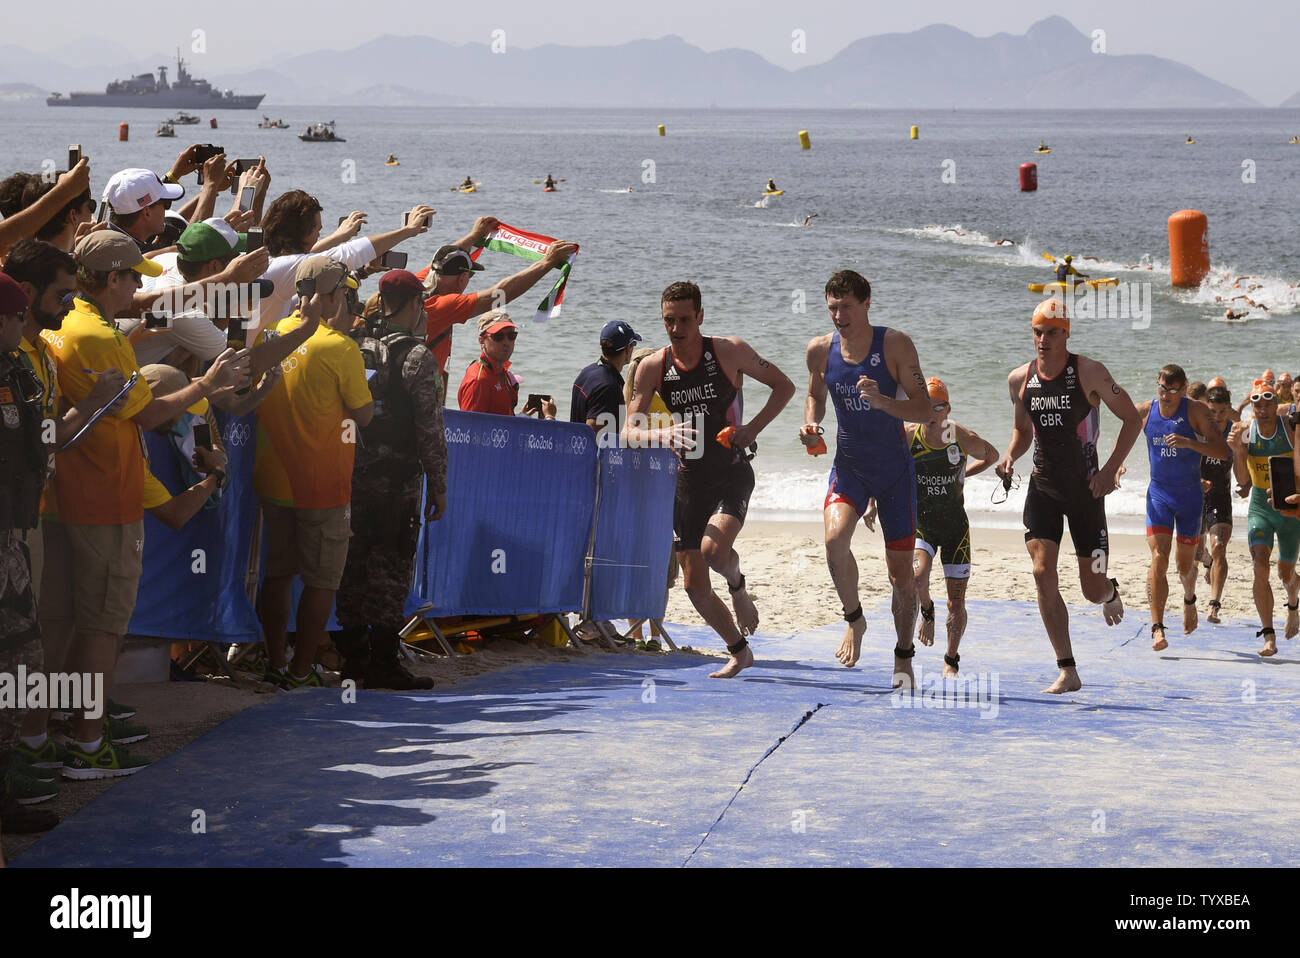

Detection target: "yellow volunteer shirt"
[143, 467, 171, 509]
[254, 314, 371, 510]
[41, 298, 153, 525]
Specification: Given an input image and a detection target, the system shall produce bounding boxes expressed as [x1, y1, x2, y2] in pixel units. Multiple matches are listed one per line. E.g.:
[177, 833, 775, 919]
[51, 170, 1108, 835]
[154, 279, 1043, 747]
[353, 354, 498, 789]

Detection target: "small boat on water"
[1290, 136, 1300, 145]
[299, 121, 345, 142]
[385, 154, 400, 166]
[155, 122, 176, 137]
[171, 111, 200, 124]
[258, 115, 290, 129]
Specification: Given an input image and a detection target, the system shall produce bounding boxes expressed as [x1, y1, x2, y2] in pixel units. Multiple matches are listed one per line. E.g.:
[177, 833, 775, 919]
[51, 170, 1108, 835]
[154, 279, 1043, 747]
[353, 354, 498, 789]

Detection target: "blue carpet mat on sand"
[18, 601, 1300, 867]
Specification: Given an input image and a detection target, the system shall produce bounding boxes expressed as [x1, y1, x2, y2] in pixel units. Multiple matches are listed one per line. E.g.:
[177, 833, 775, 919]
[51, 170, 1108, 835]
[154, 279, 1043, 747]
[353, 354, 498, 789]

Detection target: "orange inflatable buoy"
[1168, 210, 1210, 287]
[1019, 162, 1037, 192]
[118, 122, 129, 141]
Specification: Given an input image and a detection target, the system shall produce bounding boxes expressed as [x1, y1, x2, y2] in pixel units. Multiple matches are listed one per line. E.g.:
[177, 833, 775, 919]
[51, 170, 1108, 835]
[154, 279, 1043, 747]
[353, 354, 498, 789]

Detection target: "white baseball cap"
[103, 168, 185, 215]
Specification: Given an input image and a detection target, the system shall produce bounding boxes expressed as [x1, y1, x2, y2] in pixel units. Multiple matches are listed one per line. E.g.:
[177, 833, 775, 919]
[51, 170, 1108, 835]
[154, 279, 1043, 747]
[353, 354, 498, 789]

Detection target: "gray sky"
[27, 0, 1300, 103]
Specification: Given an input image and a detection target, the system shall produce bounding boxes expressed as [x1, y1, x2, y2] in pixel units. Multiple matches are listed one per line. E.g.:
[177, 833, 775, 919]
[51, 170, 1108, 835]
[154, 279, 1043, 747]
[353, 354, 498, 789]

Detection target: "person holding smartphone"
[1133, 364, 1230, 651]
[457, 311, 555, 418]
[1229, 379, 1300, 657]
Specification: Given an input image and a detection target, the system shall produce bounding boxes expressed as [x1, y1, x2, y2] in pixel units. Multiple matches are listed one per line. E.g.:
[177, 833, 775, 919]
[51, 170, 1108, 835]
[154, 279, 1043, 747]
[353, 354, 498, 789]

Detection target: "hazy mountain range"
[3, 18, 1295, 109]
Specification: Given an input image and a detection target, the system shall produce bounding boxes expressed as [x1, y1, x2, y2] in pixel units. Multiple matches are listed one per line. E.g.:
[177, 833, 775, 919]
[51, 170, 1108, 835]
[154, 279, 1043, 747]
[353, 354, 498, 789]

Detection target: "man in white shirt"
[251, 189, 434, 338]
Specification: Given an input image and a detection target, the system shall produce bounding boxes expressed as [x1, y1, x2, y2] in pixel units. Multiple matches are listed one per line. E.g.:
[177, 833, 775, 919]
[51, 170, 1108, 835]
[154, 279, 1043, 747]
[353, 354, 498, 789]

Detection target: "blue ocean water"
[4, 103, 1298, 529]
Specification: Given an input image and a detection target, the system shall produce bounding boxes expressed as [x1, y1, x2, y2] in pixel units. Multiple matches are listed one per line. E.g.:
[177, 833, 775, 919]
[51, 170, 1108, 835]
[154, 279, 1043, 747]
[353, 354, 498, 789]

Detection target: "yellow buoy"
[910, 125, 919, 140]
[657, 124, 665, 136]
[798, 130, 811, 150]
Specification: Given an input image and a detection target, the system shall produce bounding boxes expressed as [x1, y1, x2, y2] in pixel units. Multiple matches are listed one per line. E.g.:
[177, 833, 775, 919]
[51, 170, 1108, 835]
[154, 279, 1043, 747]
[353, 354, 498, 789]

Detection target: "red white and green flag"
[470, 222, 578, 323]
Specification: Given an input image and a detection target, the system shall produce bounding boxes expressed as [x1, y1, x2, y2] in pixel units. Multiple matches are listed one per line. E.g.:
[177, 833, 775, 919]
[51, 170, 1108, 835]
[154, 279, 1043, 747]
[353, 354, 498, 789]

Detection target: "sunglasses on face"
[490, 329, 518, 342]
[1155, 382, 1181, 395]
[1250, 392, 1276, 403]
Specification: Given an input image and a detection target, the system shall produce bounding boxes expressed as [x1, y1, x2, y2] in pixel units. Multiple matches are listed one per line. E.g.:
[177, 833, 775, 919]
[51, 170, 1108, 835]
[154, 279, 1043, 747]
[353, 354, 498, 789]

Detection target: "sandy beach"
[4, 515, 1275, 863]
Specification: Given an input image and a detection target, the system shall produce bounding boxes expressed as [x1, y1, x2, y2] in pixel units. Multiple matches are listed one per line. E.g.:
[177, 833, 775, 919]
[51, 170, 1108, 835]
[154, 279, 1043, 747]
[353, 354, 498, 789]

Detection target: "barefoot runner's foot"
[892, 646, 916, 690]
[1042, 660, 1083, 695]
[836, 607, 866, 667]
[1258, 627, 1277, 657]
[709, 640, 754, 678]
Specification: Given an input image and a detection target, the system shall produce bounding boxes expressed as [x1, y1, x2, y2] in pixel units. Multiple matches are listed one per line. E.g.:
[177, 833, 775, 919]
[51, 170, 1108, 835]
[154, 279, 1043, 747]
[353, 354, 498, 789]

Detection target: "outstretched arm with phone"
[0, 160, 91, 258]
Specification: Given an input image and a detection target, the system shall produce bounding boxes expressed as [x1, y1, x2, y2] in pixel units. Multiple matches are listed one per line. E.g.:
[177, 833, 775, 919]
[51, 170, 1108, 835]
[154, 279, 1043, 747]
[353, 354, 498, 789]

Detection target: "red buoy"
[118, 122, 129, 142]
[1019, 162, 1037, 192]
[209, 117, 218, 129]
[1168, 210, 1210, 287]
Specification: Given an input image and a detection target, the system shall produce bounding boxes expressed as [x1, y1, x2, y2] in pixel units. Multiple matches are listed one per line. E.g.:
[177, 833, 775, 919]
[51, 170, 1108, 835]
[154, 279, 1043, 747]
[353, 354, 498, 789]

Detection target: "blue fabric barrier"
[412, 411, 596, 616]
[588, 447, 678, 621]
[127, 411, 262, 643]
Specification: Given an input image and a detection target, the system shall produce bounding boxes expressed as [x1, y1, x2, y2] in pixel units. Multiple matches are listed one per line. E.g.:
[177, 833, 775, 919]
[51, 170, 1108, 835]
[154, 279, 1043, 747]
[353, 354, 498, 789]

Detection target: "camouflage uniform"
[0, 351, 46, 753]
[335, 327, 448, 684]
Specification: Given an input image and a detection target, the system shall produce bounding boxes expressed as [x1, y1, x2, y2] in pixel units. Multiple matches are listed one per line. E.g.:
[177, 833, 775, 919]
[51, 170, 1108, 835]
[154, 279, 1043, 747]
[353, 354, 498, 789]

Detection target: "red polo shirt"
[458, 352, 519, 415]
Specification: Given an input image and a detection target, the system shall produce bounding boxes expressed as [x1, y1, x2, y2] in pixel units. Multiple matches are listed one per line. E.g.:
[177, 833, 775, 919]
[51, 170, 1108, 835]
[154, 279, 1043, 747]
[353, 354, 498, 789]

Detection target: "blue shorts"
[1146, 481, 1203, 543]
[825, 456, 917, 551]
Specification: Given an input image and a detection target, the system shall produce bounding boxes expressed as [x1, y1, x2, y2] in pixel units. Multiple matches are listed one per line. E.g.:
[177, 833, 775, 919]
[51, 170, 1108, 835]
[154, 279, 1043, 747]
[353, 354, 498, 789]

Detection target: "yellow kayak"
[762, 189, 785, 196]
[1029, 278, 1119, 293]
[458, 186, 477, 193]
[385, 160, 400, 166]
[1290, 138, 1300, 144]
[1034, 148, 1051, 154]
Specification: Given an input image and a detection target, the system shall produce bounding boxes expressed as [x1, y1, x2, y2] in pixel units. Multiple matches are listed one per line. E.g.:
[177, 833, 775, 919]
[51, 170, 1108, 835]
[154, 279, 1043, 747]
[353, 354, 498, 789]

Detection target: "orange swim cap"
[1032, 297, 1070, 333]
[1207, 377, 1226, 388]
[926, 377, 949, 405]
[1263, 369, 1275, 382]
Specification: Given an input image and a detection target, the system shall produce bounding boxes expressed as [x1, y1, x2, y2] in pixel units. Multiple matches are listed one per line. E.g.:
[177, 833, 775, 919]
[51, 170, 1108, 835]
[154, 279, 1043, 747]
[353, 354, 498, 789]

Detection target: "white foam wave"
[895, 224, 1013, 247]
[1185, 266, 1300, 318]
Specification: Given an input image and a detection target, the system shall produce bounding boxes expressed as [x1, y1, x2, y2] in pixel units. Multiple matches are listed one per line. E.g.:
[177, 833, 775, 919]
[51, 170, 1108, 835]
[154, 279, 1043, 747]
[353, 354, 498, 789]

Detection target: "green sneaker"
[3, 763, 60, 805]
[285, 667, 327, 689]
[261, 663, 290, 689]
[644, 638, 663, 653]
[107, 698, 137, 720]
[9, 753, 57, 784]
[13, 735, 68, 770]
[105, 716, 149, 745]
[62, 740, 150, 780]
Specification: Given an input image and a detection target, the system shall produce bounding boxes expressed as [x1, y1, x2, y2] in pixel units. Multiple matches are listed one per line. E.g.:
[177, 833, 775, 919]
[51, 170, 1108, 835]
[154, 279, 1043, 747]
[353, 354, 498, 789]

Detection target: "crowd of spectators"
[0, 142, 597, 855]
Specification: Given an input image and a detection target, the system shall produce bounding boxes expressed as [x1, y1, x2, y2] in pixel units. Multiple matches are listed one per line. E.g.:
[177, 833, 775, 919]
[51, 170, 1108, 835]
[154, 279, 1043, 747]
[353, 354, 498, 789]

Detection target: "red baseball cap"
[378, 269, 425, 299]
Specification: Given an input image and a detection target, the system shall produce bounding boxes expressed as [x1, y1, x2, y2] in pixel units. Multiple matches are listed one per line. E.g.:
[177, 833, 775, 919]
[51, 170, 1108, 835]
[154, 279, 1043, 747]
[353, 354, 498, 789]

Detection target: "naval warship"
[47, 52, 264, 109]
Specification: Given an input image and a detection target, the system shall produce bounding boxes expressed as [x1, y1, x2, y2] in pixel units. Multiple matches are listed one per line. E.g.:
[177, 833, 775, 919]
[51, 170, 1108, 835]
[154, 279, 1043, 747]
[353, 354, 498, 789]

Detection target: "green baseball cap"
[177, 218, 247, 263]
